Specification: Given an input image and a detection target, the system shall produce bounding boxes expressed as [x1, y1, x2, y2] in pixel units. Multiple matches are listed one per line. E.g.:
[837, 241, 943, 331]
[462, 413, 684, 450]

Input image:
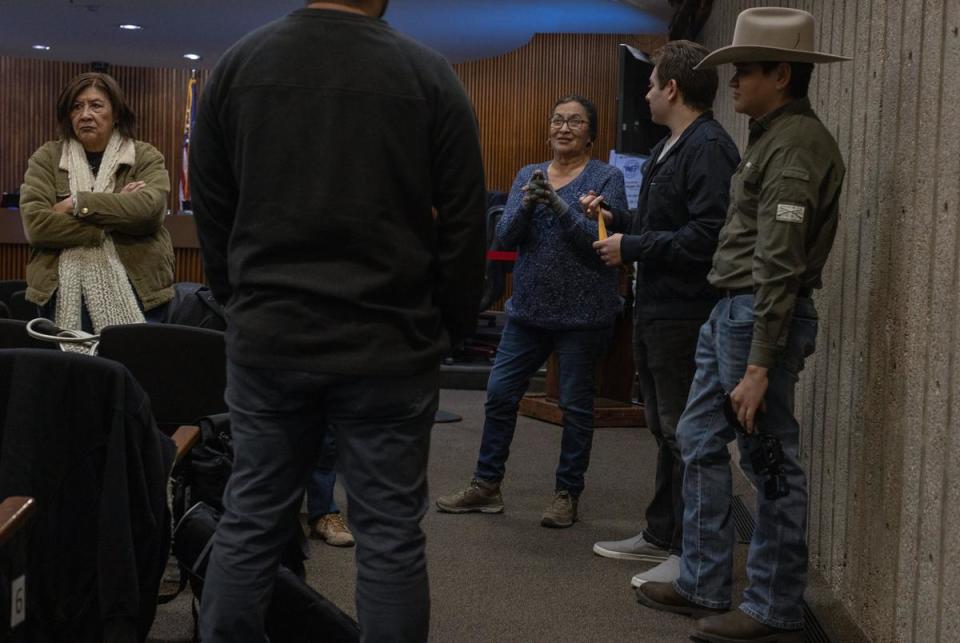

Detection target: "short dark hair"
[56, 72, 137, 141]
[552, 94, 598, 142]
[305, 0, 364, 8]
[758, 61, 815, 99]
[651, 40, 718, 112]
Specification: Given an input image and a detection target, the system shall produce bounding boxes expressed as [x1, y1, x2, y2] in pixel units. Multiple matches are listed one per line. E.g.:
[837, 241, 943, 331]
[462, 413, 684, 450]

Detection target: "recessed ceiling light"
[183, 53, 201, 61]
[118, 24, 143, 31]
[32, 44, 51, 51]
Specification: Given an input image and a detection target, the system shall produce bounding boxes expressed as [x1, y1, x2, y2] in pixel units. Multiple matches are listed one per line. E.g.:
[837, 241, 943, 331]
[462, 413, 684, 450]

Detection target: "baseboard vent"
[731, 495, 832, 643]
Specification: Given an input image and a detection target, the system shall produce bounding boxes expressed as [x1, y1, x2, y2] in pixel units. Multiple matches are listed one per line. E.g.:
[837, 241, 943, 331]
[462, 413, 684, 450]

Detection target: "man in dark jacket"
[582, 40, 739, 587]
[633, 8, 848, 643]
[189, 1, 486, 640]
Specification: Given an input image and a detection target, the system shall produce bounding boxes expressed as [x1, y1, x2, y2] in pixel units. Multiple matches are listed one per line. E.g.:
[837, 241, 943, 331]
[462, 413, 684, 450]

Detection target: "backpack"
[170, 414, 308, 576]
[172, 501, 360, 643]
[163, 282, 228, 331]
[167, 415, 357, 641]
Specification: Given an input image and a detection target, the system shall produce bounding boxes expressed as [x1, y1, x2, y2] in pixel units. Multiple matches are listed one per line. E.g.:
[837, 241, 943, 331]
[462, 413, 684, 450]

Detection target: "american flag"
[179, 70, 198, 211]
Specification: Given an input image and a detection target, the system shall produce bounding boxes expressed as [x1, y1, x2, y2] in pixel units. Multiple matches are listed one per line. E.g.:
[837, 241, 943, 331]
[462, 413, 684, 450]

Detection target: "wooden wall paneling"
[174, 248, 206, 284]
[0, 57, 206, 213]
[453, 33, 666, 193]
[2, 32, 667, 297]
[0, 245, 29, 280]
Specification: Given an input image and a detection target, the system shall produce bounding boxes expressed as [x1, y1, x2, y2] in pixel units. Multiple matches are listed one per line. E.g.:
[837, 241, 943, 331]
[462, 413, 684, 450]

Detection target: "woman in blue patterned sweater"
[437, 94, 628, 527]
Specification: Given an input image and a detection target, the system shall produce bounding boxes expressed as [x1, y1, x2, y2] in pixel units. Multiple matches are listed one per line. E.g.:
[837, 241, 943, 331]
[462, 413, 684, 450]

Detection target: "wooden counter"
[0, 209, 205, 282]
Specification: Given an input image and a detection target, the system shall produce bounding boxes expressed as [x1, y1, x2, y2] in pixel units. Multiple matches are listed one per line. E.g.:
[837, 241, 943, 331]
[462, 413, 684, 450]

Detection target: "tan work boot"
[540, 490, 578, 528]
[310, 512, 355, 547]
[435, 479, 504, 513]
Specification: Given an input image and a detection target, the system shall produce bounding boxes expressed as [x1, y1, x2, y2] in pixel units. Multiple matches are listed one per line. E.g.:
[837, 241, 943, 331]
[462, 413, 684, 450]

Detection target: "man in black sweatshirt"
[581, 40, 739, 589]
[189, 1, 486, 640]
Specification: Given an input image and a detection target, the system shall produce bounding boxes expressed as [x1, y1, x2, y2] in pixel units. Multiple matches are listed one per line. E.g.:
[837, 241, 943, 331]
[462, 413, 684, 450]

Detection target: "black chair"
[478, 204, 513, 312]
[0, 496, 34, 642]
[0, 319, 56, 350]
[0, 349, 183, 641]
[97, 323, 227, 435]
[0, 281, 27, 310]
[452, 203, 512, 364]
[6, 292, 38, 323]
[0, 301, 9, 319]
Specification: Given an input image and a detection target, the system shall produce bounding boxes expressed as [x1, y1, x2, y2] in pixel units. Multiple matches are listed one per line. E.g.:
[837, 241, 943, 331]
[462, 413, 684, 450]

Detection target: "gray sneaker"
[540, 491, 578, 528]
[592, 533, 669, 562]
[436, 479, 504, 513]
[630, 554, 680, 587]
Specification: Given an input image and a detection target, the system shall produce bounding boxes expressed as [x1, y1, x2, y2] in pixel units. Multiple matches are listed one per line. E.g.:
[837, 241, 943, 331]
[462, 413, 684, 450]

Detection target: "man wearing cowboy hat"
[633, 7, 849, 643]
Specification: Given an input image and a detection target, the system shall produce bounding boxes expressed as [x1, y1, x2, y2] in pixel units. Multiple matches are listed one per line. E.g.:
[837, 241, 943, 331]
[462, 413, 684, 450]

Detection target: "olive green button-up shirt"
[708, 97, 846, 368]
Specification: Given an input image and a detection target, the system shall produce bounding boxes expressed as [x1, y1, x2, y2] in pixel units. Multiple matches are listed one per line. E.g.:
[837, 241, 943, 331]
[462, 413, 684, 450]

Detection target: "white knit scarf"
[57, 132, 145, 351]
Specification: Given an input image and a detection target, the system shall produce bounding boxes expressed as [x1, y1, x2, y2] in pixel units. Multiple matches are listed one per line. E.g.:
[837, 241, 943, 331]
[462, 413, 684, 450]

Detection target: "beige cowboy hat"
[696, 7, 851, 68]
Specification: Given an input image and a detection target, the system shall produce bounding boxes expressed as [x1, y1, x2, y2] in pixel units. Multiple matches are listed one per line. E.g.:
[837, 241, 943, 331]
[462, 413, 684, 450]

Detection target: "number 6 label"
[10, 575, 25, 627]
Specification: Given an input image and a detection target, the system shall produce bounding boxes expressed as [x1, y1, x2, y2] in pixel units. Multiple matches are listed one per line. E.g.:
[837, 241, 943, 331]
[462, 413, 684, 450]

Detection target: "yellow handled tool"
[597, 212, 608, 240]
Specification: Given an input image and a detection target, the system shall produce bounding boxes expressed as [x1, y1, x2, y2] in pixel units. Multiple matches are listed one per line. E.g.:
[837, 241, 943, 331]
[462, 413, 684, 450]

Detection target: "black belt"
[723, 287, 813, 298]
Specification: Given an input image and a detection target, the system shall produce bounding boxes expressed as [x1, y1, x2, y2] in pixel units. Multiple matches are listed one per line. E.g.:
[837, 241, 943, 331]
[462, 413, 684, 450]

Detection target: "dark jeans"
[634, 318, 703, 555]
[474, 318, 612, 496]
[198, 360, 439, 643]
[305, 431, 340, 521]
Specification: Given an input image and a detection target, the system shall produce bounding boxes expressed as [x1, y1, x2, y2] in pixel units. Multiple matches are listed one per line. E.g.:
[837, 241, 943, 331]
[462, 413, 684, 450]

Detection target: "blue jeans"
[673, 294, 817, 630]
[475, 318, 612, 495]
[305, 431, 340, 522]
[198, 360, 438, 643]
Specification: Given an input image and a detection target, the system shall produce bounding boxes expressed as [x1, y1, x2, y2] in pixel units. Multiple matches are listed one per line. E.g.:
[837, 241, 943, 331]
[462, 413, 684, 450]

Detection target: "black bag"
[171, 414, 308, 576]
[172, 501, 360, 643]
[172, 414, 233, 519]
[163, 282, 228, 331]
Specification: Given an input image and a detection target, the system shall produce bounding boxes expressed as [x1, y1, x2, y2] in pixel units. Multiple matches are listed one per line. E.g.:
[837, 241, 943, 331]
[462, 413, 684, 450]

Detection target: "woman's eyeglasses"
[549, 116, 587, 130]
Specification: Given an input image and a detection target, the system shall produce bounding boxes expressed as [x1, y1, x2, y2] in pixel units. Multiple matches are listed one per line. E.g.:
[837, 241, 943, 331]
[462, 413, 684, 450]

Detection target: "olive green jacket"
[708, 97, 846, 367]
[19, 139, 175, 310]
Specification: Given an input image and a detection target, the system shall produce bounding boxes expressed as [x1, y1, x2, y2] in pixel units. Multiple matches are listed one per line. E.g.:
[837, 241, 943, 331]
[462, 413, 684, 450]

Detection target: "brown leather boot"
[691, 609, 803, 642]
[634, 581, 727, 619]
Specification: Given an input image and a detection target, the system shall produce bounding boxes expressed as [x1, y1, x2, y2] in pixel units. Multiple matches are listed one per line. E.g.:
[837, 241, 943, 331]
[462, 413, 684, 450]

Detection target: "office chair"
[0, 348, 182, 641]
[96, 323, 227, 435]
[0, 319, 57, 350]
[451, 203, 513, 364]
[0, 496, 34, 642]
[6, 292, 37, 323]
[0, 281, 27, 310]
[478, 204, 513, 313]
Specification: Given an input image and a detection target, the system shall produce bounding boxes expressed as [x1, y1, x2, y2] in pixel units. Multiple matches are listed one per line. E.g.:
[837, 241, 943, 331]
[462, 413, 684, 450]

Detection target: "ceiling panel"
[0, 0, 670, 68]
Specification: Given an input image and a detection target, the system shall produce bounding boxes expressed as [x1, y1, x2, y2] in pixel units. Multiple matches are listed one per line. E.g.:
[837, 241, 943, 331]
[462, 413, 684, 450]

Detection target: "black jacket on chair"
[0, 349, 175, 643]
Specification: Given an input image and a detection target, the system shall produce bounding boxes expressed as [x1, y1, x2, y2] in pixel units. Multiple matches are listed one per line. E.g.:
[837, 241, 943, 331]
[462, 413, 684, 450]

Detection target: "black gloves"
[523, 169, 568, 216]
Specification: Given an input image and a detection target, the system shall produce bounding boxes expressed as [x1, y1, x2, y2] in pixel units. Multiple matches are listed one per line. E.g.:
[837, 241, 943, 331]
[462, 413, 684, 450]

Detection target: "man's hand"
[729, 365, 768, 433]
[52, 195, 74, 215]
[578, 191, 613, 226]
[592, 233, 623, 266]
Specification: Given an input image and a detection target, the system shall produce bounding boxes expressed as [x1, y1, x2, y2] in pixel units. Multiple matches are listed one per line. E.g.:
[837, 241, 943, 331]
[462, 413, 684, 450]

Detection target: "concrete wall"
[698, 2, 960, 641]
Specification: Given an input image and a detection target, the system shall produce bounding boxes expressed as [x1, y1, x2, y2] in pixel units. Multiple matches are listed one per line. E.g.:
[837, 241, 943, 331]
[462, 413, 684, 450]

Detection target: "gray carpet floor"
[150, 388, 752, 642]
